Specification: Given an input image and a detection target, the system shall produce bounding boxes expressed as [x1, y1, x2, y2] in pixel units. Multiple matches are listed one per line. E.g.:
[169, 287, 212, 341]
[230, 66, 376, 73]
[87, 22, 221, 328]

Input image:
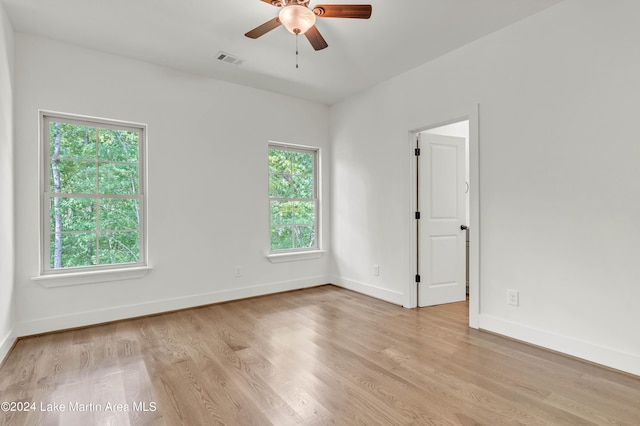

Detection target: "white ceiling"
[2, 0, 564, 104]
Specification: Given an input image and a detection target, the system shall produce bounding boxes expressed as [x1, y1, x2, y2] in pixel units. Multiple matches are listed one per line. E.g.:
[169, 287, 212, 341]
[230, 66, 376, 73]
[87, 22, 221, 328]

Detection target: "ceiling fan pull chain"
[295, 33, 299, 69]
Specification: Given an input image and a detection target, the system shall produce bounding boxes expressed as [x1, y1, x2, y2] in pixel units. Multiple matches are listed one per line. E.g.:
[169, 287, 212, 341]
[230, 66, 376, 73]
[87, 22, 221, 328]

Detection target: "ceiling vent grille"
[216, 51, 244, 66]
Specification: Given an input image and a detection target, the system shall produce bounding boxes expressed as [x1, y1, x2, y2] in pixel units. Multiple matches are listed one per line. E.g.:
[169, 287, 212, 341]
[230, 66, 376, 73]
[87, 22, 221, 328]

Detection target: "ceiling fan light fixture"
[279, 5, 316, 34]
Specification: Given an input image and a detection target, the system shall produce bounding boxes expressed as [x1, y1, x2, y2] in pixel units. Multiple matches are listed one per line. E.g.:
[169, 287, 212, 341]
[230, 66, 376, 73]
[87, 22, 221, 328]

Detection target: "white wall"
[330, 0, 640, 376]
[0, 2, 15, 362]
[13, 34, 331, 335]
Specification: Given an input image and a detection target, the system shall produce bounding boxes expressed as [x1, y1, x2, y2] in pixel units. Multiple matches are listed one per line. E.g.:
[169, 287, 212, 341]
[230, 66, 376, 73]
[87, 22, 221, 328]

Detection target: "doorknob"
[460, 225, 468, 230]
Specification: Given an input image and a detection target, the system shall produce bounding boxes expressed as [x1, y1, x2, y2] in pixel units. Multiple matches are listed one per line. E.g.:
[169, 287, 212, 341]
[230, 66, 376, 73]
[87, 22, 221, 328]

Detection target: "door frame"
[407, 104, 480, 329]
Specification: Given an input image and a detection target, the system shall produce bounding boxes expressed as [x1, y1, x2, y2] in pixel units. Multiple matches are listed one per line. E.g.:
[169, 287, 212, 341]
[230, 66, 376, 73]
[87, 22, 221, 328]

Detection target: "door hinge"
[414, 148, 421, 156]
[415, 274, 421, 283]
[415, 211, 421, 220]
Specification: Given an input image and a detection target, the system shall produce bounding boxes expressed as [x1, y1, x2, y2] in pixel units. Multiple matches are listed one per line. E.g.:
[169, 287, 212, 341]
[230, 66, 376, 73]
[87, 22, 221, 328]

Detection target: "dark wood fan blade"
[304, 25, 328, 51]
[313, 4, 372, 19]
[245, 17, 282, 39]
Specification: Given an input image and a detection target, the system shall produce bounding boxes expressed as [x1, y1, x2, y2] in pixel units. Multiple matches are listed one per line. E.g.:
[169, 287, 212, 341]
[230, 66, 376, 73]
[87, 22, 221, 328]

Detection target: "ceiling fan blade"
[245, 17, 282, 39]
[304, 25, 328, 51]
[313, 4, 372, 19]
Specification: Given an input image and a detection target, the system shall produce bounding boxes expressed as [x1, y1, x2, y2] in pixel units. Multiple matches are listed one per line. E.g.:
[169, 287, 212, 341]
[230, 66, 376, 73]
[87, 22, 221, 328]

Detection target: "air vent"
[216, 51, 244, 66]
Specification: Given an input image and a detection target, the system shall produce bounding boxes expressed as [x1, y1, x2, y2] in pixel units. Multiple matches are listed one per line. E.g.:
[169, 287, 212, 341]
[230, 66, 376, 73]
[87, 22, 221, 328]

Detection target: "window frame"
[39, 111, 148, 276]
[268, 142, 321, 254]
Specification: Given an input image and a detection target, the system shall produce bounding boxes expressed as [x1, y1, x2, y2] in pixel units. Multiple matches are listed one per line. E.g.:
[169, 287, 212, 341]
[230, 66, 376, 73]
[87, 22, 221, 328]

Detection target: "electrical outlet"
[373, 264, 380, 276]
[234, 266, 242, 278]
[507, 289, 519, 306]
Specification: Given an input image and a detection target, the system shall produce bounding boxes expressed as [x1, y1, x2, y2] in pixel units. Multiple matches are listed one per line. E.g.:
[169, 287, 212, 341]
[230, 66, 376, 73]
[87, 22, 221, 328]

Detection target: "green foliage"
[50, 123, 96, 160]
[51, 161, 96, 193]
[48, 121, 141, 269]
[49, 231, 139, 268]
[100, 199, 139, 231]
[51, 233, 97, 268]
[98, 163, 138, 194]
[50, 198, 95, 232]
[98, 232, 140, 265]
[269, 147, 316, 250]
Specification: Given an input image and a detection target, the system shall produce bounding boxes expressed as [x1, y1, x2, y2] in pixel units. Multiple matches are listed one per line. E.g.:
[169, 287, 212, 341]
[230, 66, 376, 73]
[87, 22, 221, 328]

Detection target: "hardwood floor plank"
[1, 285, 639, 425]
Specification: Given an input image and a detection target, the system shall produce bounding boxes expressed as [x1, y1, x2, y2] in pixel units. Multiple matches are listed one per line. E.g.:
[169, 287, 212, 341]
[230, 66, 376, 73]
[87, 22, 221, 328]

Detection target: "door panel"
[418, 133, 466, 307]
[430, 236, 458, 285]
[430, 144, 459, 219]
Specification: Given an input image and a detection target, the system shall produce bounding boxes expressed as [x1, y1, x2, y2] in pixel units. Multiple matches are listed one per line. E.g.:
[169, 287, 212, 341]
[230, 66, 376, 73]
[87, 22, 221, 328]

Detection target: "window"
[40, 112, 146, 274]
[269, 144, 319, 252]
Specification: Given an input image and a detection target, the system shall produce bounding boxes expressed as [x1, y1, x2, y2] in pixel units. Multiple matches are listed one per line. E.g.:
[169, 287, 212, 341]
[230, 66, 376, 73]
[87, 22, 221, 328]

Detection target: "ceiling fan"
[245, 0, 372, 51]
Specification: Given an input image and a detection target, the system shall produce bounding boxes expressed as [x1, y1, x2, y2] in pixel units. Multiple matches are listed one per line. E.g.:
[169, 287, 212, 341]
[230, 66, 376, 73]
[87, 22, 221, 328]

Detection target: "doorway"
[408, 106, 479, 328]
[418, 122, 469, 307]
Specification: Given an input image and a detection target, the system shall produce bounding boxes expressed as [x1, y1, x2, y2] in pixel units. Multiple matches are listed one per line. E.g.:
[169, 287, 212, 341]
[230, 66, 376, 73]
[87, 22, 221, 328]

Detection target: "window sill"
[266, 250, 326, 263]
[32, 266, 152, 288]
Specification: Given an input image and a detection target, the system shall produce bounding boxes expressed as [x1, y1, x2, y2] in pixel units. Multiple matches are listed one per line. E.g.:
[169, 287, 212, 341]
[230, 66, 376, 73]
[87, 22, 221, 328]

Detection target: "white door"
[417, 133, 467, 307]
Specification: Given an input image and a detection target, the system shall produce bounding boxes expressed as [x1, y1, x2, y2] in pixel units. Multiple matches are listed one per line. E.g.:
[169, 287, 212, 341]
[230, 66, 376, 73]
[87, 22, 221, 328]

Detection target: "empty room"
[1, 0, 639, 424]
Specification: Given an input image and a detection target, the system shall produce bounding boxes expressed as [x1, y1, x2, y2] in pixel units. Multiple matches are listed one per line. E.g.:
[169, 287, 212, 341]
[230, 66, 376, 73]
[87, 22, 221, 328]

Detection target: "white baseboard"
[17, 276, 329, 337]
[331, 276, 404, 306]
[0, 329, 16, 365]
[479, 314, 640, 377]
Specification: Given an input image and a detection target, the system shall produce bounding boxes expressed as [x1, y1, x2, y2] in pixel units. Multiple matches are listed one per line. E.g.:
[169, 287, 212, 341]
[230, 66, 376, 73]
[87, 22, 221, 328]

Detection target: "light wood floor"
[1, 285, 639, 425]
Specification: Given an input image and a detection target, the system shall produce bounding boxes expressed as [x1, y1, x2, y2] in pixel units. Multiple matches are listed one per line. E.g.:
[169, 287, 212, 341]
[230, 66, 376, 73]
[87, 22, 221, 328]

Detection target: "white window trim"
[32, 266, 152, 287]
[37, 110, 149, 283]
[266, 249, 326, 263]
[267, 142, 322, 258]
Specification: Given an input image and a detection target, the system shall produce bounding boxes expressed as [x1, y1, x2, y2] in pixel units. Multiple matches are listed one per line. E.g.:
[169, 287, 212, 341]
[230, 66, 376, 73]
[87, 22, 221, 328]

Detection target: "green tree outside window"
[43, 114, 145, 271]
[268, 145, 318, 251]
